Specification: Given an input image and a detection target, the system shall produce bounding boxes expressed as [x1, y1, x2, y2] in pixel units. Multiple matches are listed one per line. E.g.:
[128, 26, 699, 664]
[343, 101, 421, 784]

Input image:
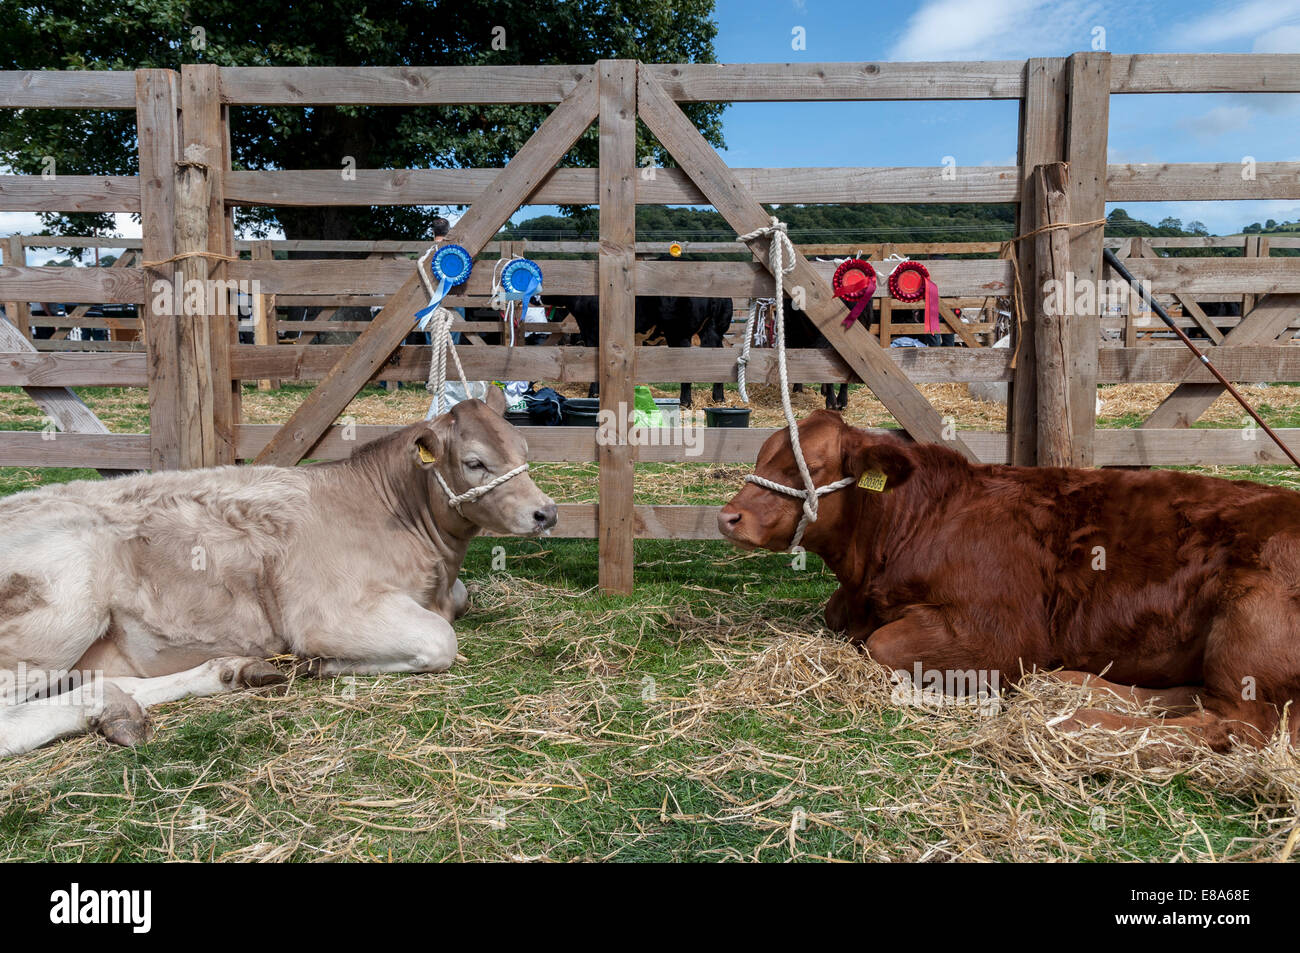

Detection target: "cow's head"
[718, 411, 913, 552]
[414, 386, 558, 536]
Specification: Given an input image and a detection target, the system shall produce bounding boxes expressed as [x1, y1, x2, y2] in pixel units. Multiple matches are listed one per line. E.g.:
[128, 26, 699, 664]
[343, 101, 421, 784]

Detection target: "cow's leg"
[1055, 584, 1299, 751]
[825, 586, 852, 634]
[820, 384, 835, 409]
[711, 383, 724, 403]
[1052, 708, 1257, 753]
[864, 606, 1009, 692]
[587, 382, 599, 399]
[825, 586, 879, 637]
[0, 681, 146, 757]
[792, 383, 804, 394]
[450, 578, 469, 620]
[836, 383, 849, 410]
[109, 657, 284, 710]
[304, 593, 459, 676]
[1050, 670, 1204, 715]
[680, 382, 692, 408]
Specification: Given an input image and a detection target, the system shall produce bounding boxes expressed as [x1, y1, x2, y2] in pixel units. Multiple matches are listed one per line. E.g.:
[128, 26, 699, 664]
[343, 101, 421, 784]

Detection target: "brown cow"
[719, 410, 1300, 751]
[0, 389, 557, 758]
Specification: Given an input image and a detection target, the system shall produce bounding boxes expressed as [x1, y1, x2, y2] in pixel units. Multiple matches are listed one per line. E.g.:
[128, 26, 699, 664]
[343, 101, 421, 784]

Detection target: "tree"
[0, 0, 725, 241]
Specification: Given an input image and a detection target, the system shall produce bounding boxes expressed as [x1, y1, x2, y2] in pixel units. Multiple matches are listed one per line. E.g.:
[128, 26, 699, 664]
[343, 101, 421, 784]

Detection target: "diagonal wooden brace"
[636, 67, 976, 459]
[1142, 292, 1300, 430]
[254, 69, 598, 466]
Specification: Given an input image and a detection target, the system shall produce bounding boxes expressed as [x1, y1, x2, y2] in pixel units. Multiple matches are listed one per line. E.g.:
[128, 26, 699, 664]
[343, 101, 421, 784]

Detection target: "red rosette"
[889, 260, 941, 333]
[888, 260, 930, 302]
[832, 258, 877, 329]
[832, 258, 877, 301]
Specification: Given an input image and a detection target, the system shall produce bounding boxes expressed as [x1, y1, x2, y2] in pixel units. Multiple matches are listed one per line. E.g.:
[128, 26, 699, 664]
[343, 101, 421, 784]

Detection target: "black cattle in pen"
[548, 294, 733, 407]
[783, 303, 851, 411]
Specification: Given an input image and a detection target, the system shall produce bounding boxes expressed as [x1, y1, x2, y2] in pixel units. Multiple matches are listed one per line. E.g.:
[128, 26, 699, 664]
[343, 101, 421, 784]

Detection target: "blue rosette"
[499, 257, 543, 302]
[415, 243, 474, 328]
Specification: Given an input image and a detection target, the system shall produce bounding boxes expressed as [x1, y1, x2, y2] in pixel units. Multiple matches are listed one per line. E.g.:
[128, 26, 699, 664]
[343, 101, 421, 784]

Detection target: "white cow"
[0, 389, 556, 757]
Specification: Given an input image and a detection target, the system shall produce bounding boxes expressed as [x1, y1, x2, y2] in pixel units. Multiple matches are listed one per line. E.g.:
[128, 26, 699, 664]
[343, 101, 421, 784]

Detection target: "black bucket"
[562, 397, 601, 427]
[504, 409, 532, 427]
[705, 407, 751, 428]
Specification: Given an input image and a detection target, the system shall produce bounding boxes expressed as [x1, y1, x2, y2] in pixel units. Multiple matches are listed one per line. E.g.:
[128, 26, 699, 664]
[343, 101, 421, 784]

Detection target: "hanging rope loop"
[734, 218, 855, 551]
[422, 306, 470, 419]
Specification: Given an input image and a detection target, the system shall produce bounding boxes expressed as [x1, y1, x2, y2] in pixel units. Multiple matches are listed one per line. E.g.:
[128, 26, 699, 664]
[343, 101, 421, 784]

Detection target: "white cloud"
[891, 0, 1100, 61]
[1176, 103, 1255, 139]
[1167, 0, 1300, 49]
[1254, 23, 1300, 51]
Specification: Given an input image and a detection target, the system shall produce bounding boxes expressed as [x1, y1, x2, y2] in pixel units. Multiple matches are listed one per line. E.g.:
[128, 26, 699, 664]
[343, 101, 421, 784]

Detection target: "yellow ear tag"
[418, 445, 436, 464]
[858, 469, 887, 492]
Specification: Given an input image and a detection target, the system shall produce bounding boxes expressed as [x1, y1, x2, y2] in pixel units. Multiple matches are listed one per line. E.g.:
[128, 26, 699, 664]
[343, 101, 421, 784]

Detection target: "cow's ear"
[840, 428, 913, 491]
[482, 384, 507, 416]
[413, 422, 445, 470]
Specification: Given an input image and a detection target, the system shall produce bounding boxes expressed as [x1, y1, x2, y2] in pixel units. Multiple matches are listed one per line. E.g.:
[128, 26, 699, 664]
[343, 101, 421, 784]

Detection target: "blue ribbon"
[415, 243, 473, 329]
[499, 258, 543, 302]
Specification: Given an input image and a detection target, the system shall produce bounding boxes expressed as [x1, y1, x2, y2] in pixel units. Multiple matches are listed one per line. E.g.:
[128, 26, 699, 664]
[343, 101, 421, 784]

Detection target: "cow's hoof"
[94, 686, 152, 747]
[231, 658, 288, 690]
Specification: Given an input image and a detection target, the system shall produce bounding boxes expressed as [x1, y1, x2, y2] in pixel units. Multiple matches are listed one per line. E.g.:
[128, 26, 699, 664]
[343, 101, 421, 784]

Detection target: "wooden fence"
[1, 54, 1300, 591]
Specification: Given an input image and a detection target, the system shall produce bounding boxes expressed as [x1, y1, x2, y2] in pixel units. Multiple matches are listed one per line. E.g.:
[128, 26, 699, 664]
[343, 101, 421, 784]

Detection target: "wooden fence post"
[1009, 58, 1067, 466]
[1062, 51, 1110, 468]
[3, 236, 31, 340]
[251, 239, 278, 390]
[597, 60, 637, 595]
[1033, 163, 1073, 467]
[180, 63, 237, 466]
[136, 68, 184, 471]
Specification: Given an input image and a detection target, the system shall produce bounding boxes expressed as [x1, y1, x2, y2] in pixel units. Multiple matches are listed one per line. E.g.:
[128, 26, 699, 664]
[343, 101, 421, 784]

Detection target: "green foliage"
[0, 0, 725, 240]
[505, 202, 1020, 245]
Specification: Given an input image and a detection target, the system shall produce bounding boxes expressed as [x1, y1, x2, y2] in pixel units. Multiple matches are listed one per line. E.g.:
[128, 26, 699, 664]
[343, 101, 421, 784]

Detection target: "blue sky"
[698, 0, 1300, 235]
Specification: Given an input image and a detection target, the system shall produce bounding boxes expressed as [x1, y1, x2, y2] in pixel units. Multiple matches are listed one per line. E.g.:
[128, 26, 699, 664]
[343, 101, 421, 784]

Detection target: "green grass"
[0, 386, 1298, 861]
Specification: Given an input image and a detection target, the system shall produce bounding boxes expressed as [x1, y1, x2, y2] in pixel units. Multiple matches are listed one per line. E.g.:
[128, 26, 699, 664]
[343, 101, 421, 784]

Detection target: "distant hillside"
[502, 204, 1242, 246]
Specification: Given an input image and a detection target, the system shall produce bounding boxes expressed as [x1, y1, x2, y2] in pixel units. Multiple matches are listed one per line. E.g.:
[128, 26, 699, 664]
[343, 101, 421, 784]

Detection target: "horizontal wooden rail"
[1110, 257, 1300, 294]
[0, 71, 138, 108]
[1107, 162, 1300, 202]
[0, 351, 148, 386]
[0, 175, 141, 212]
[0, 431, 149, 467]
[0, 265, 146, 303]
[217, 65, 593, 105]
[1108, 53, 1300, 93]
[0, 424, 1294, 476]
[641, 62, 1027, 101]
[225, 257, 1014, 297]
[225, 165, 1023, 207]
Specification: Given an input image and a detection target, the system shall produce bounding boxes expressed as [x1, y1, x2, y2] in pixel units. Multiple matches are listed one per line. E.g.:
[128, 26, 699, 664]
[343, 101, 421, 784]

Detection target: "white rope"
[423, 305, 470, 419]
[736, 297, 773, 403]
[735, 217, 855, 551]
[433, 461, 530, 517]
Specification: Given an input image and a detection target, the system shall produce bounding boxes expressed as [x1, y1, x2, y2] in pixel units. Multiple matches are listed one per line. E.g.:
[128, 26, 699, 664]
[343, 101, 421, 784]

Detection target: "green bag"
[632, 385, 665, 428]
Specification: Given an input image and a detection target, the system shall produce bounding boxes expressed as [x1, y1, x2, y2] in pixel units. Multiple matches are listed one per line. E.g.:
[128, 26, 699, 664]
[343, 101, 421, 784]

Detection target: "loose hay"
[4, 572, 1293, 862]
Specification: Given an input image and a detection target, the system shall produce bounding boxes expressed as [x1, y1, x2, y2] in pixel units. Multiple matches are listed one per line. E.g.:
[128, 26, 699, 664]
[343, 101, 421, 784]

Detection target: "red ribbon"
[832, 258, 877, 329]
[888, 260, 940, 334]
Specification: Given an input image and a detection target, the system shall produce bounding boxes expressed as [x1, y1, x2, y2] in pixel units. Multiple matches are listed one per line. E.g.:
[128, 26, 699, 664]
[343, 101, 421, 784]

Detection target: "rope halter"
[420, 443, 529, 518]
[734, 217, 853, 552]
[743, 472, 855, 552]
